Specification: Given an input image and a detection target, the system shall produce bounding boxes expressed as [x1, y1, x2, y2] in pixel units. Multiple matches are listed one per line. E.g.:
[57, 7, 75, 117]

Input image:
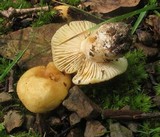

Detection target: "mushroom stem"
[35, 113, 43, 136]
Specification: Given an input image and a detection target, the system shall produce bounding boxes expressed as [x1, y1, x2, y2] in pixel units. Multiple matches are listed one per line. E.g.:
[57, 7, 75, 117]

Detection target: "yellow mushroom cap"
[51, 21, 129, 85]
[54, 5, 71, 20]
[17, 62, 71, 113]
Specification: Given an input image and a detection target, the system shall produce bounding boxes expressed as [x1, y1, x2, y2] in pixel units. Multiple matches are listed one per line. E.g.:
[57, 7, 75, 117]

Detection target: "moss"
[153, 61, 160, 95]
[12, 131, 41, 137]
[61, 0, 80, 5]
[32, 9, 57, 27]
[0, 57, 11, 82]
[154, 84, 160, 95]
[0, 0, 31, 10]
[138, 121, 160, 137]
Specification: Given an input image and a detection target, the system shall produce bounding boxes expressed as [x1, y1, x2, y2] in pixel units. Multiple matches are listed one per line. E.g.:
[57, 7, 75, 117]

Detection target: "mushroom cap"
[54, 5, 71, 20]
[51, 21, 130, 85]
[17, 62, 71, 113]
[51, 21, 96, 74]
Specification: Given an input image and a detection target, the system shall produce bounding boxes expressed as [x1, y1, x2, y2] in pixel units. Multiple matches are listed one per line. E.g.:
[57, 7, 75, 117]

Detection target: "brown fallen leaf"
[0, 23, 65, 69]
[109, 123, 133, 137]
[0, 92, 12, 103]
[63, 86, 102, 119]
[83, 0, 141, 13]
[84, 120, 107, 137]
[67, 128, 84, 137]
[136, 30, 153, 46]
[4, 110, 24, 133]
[134, 43, 159, 57]
[146, 15, 160, 40]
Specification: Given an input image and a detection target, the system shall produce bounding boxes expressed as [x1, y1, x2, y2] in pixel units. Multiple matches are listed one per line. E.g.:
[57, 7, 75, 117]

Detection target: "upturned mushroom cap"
[51, 21, 131, 85]
[17, 62, 71, 113]
[73, 57, 127, 85]
[51, 21, 95, 74]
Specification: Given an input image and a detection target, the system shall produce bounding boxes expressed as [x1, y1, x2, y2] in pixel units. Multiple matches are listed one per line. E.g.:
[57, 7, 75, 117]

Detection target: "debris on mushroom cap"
[17, 62, 71, 113]
[81, 22, 131, 62]
[51, 21, 132, 85]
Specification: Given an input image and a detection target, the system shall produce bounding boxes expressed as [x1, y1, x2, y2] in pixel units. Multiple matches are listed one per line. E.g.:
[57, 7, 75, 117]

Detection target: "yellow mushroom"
[51, 21, 132, 85]
[16, 62, 71, 113]
[54, 5, 72, 21]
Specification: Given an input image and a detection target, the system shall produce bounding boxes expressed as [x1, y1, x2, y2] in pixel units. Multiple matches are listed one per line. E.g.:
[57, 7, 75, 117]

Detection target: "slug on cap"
[51, 21, 132, 85]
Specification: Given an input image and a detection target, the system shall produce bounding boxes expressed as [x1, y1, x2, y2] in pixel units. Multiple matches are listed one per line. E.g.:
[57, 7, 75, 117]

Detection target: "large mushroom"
[17, 62, 71, 113]
[51, 21, 132, 85]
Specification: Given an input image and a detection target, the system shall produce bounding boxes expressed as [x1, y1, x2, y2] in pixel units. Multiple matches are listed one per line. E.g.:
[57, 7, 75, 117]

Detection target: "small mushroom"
[51, 21, 132, 85]
[54, 5, 72, 21]
[17, 62, 71, 113]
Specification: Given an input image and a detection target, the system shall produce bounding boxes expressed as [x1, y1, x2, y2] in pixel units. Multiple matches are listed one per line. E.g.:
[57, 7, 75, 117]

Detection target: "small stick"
[35, 113, 43, 136]
[8, 69, 14, 93]
[0, 6, 49, 18]
[55, 123, 77, 137]
[133, 112, 160, 120]
[102, 109, 160, 120]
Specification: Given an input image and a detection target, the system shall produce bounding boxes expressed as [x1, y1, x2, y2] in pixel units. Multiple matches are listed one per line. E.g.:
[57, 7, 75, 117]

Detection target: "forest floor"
[0, 0, 160, 137]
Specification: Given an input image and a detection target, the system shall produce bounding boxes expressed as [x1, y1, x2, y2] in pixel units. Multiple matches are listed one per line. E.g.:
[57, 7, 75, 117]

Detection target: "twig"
[102, 109, 160, 120]
[55, 124, 77, 137]
[133, 112, 160, 119]
[35, 113, 43, 136]
[0, 6, 49, 18]
[8, 69, 14, 93]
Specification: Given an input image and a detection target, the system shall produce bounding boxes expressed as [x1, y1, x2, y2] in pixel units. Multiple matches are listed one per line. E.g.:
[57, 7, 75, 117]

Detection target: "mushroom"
[17, 62, 71, 113]
[54, 5, 72, 21]
[51, 21, 132, 85]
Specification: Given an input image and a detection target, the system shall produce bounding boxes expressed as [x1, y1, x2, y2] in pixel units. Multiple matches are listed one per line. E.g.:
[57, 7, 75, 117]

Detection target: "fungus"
[17, 62, 71, 113]
[54, 5, 72, 21]
[51, 21, 132, 85]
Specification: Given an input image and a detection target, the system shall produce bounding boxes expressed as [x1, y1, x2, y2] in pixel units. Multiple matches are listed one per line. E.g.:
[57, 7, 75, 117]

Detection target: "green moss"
[154, 84, 160, 95]
[131, 93, 151, 112]
[32, 9, 57, 27]
[0, 130, 40, 137]
[138, 121, 160, 137]
[153, 60, 160, 95]
[0, 123, 8, 137]
[0, 57, 11, 81]
[13, 131, 41, 137]
[0, 0, 31, 10]
[155, 62, 160, 77]
[61, 0, 80, 5]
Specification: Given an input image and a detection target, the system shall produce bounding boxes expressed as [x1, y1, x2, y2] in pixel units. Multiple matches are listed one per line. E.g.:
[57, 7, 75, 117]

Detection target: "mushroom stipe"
[51, 21, 132, 85]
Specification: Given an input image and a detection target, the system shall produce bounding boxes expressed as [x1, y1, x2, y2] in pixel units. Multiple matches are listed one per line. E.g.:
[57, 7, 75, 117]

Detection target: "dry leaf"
[146, 15, 160, 40]
[83, 0, 141, 13]
[0, 92, 12, 103]
[134, 43, 159, 57]
[0, 23, 65, 69]
[4, 110, 24, 133]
